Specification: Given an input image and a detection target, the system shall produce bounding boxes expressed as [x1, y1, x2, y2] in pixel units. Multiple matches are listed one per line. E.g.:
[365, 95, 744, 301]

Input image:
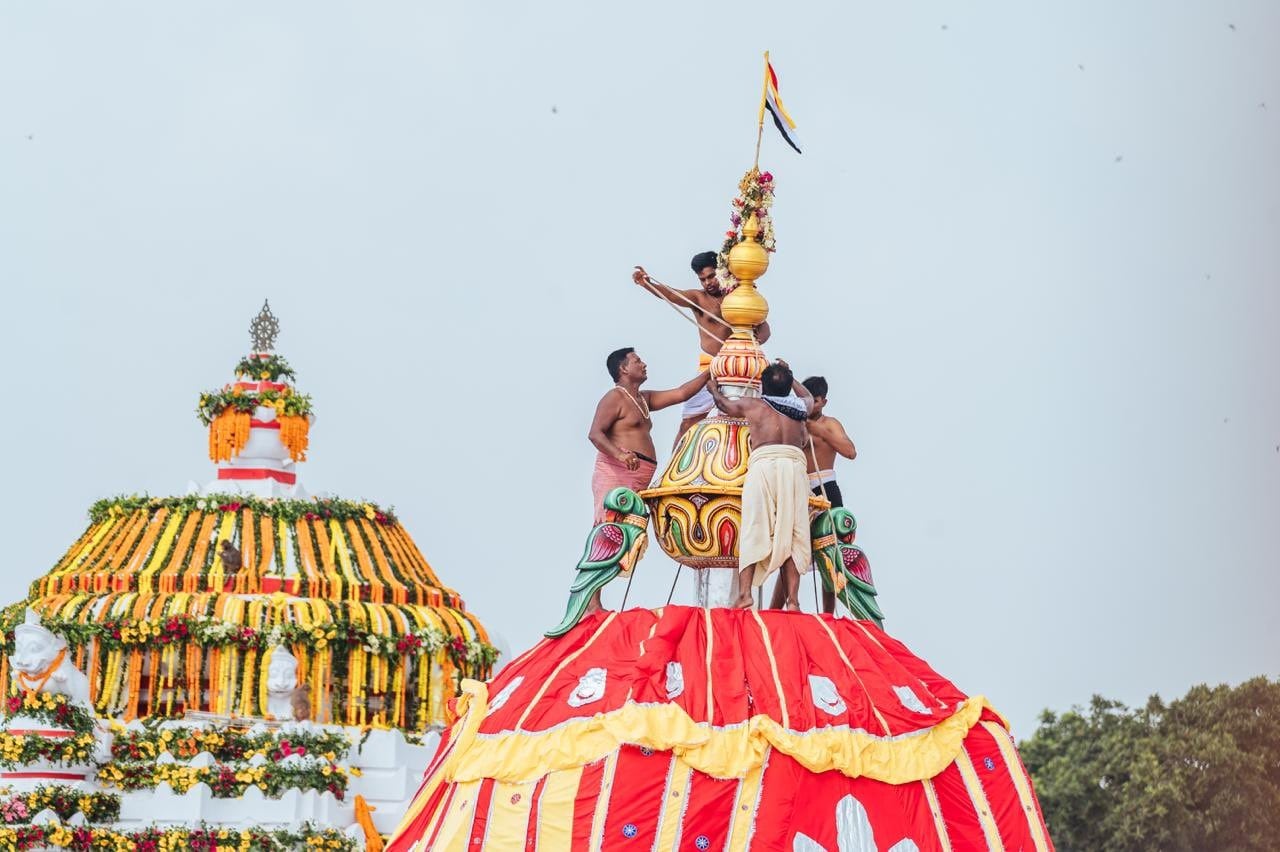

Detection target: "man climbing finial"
[249, 300, 280, 352]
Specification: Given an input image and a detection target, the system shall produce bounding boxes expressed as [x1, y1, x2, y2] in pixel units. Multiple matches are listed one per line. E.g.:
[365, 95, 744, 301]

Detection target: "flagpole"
[753, 50, 770, 170]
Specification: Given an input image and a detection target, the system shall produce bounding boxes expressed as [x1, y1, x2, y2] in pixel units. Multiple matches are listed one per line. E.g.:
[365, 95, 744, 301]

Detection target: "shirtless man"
[632, 252, 771, 443]
[588, 347, 709, 521]
[708, 361, 813, 610]
[770, 375, 859, 612]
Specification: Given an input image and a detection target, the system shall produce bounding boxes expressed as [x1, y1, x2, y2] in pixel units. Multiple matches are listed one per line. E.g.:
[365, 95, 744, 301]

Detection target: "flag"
[764, 60, 802, 154]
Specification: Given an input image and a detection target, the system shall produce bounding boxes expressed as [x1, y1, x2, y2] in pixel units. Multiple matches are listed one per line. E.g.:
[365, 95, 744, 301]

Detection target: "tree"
[1020, 677, 1280, 851]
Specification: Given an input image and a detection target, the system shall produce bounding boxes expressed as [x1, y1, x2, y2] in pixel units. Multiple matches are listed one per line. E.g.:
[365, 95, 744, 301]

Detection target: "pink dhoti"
[591, 452, 657, 522]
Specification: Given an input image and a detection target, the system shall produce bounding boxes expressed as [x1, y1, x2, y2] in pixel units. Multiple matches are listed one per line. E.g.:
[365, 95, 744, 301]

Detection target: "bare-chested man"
[708, 361, 813, 610]
[769, 375, 858, 613]
[588, 347, 709, 521]
[633, 252, 772, 443]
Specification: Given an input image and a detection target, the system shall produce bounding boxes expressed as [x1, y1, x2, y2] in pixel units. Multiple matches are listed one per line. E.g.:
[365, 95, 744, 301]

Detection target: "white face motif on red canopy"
[567, 668, 607, 708]
[665, 662, 684, 700]
[792, 794, 921, 852]
[808, 675, 847, 716]
[892, 685, 933, 715]
[487, 676, 524, 715]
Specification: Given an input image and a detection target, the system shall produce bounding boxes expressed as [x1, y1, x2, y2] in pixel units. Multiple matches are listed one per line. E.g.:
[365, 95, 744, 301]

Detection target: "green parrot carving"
[811, 507, 884, 626]
[545, 487, 651, 638]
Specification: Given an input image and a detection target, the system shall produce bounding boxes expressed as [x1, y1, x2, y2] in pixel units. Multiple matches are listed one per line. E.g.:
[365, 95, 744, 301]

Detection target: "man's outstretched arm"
[632, 267, 703, 311]
[647, 370, 710, 411]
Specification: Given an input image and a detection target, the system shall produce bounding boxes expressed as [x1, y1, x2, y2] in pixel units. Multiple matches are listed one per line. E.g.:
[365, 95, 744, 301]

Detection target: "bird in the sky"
[551, 105, 558, 114]
[1115, 155, 1124, 163]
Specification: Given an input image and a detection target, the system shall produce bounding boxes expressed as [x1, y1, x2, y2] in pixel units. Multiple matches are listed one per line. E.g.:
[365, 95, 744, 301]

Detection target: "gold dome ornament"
[720, 214, 770, 330]
[711, 213, 771, 398]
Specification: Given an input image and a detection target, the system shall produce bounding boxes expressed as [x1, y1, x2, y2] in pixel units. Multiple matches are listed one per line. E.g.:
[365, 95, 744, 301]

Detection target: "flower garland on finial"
[716, 167, 777, 291]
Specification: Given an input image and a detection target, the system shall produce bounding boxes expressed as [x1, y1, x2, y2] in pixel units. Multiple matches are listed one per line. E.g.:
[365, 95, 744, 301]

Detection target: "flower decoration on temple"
[84, 494, 397, 526]
[0, 823, 356, 850]
[1, 692, 95, 736]
[233, 353, 296, 384]
[0, 786, 120, 826]
[717, 167, 777, 290]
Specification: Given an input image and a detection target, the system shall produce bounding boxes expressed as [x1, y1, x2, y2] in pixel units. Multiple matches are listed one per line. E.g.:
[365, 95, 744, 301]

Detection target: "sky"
[1, 1, 1276, 739]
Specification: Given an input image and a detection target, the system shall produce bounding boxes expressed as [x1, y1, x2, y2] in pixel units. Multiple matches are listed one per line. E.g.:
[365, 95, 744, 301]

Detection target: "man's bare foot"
[783, 598, 801, 612]
[733, 592, 755, 609]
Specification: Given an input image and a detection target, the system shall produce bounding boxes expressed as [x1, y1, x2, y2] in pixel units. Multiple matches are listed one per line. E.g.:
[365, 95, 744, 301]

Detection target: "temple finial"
[249, 300, 280, 352]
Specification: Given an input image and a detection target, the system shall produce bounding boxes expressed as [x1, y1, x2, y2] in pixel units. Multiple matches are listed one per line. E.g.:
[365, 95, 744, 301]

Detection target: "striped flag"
[764, 60, 801, 154]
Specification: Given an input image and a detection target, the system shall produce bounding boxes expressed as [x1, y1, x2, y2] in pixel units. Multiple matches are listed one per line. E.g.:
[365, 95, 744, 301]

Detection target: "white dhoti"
[739, 444, 812, 588]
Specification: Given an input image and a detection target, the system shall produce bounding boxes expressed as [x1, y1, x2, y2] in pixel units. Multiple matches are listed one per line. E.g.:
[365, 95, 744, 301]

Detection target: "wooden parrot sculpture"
[811, 507, 884, 626]
[546, 487, 651, 638]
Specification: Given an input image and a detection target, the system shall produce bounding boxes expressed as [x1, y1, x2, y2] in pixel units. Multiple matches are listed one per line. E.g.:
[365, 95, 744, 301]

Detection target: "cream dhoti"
[591, 452, 657, 522]
[739, 444, 811, 587]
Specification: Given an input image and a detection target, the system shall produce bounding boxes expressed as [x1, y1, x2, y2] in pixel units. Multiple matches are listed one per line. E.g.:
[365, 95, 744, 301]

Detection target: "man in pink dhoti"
[588, 348, 710, 522]
[708, 361, 814, 610]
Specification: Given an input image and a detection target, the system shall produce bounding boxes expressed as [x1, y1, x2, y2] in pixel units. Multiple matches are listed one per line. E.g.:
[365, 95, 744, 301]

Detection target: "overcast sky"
[2, 1, 1276, 738]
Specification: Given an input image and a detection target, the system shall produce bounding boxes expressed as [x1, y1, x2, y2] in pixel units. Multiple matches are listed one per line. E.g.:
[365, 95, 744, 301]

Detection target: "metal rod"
[665, 564, 684, 606]
[620, 567, 638, 612]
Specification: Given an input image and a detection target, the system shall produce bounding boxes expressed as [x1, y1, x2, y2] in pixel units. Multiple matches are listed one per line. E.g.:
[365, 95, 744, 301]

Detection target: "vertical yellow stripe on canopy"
[532, 766, 585, 852]
[750, 610, 788, 729]
[427, 779, 482, 852]
[484, 779, 537, 850]
[588, 750, 620, 851]
[725, 750, 766, 850]
[921, 778, 954, 852]
[981, 720, 1051, 852]
[955, 748, 1005, 852]
[652, 759, 693, 852]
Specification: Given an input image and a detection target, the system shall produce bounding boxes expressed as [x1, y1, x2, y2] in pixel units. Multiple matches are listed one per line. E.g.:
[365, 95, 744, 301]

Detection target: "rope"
[806, 436, 842, 618]
[634, 268, 732, 344]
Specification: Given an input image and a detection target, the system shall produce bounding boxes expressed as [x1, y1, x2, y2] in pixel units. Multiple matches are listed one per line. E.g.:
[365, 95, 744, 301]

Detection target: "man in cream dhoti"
[708, 361, 814, 610]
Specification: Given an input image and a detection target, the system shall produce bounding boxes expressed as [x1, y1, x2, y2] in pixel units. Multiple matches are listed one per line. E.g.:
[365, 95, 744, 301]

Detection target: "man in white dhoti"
[708, 361, 814, 610]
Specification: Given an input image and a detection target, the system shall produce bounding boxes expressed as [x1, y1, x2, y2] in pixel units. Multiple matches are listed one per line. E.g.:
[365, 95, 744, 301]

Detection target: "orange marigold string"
[208, 409, 251, 462]
[278, 414, 309, 462]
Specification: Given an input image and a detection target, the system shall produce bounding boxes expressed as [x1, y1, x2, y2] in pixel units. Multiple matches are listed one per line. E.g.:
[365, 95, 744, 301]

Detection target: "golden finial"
[721, 215, 770, 330]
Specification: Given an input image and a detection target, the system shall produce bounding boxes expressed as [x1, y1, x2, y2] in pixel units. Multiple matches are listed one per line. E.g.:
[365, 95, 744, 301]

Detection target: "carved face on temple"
[266, 648, 299, 693]
[11, 610, 67, 676]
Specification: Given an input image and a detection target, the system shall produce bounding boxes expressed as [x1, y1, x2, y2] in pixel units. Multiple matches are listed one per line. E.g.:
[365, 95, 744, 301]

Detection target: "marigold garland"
[208, 409, 251, 463]
[0, 821, 356, 851]
[278, 414, 310, 462]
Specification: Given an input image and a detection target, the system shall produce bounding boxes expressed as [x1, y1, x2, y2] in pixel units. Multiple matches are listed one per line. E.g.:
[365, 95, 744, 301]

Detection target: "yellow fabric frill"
[445, 679, 1000, 786]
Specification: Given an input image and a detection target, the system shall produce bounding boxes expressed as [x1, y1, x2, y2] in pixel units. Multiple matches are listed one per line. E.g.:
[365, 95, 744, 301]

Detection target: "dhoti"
[591, 452, 657, 522]
[680, 353, 716, 418]
[740, 444, 811, 587]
